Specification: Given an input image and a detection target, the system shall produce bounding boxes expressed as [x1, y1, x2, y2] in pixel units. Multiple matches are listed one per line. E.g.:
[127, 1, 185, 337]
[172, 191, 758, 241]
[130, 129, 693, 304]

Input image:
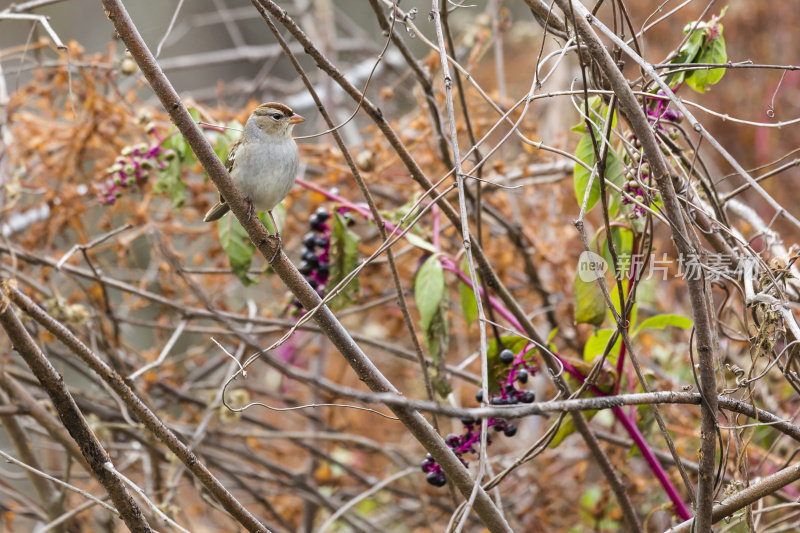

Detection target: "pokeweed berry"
[422, 344, 539, 489]
[298, 261, 313, 275]
[101, 135, 169, 204]
[309, 213, 324, 231]
[426, 471, 447, 487]
[301, 249, 319, 268]
[302, 232, 318, 249]
[290, 205, 333, 314]
[314, 207, 330, 222]
[519, 390, 535, 404]
[499, 349, 515, 365]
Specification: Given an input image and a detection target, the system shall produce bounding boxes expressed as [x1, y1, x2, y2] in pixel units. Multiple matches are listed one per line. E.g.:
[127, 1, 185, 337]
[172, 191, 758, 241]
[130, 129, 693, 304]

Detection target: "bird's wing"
[217, 136, 242, 203]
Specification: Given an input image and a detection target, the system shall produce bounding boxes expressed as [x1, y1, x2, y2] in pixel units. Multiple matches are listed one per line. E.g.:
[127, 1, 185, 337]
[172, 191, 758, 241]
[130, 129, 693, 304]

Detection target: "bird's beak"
[289, 113, 305, 125]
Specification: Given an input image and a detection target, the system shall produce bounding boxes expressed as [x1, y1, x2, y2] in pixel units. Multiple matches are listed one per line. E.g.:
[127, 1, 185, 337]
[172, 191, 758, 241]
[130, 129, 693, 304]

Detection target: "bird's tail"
[203, 202, 230, 222]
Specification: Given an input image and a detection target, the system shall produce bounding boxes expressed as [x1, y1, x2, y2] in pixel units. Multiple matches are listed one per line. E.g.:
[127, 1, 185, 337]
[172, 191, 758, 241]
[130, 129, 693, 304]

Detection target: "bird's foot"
[245, 198, 254, 221]
[267, 234, 282, 264]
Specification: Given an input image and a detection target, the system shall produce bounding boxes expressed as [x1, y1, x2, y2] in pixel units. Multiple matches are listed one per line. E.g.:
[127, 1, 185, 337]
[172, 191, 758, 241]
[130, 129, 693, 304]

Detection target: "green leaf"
[213, 133, 230, 164]
[404, 232, 437, 253]
[550, 410, 598, 448]
[570, 97, 617, 133]
[423, 297, 451, 398]
[686, 33, 727, 92]
[633, 314, 693, 336]
[458, 255, 478, 325]
[187, 107, 202, 123]
[608, 278, 625, 318]
[547, 327, 559, 352]
[667, 28, 706, 85]
[212, 121, 242, 168]
[415, 255, 445, 330]
[256, 203, 284, 234]
[153, 160, 186, 208]
[573, 133, 625, 213]
[601, 226, 633, 280]
[670, 10, 728, 92]
[573, 271, 606, 327]
[218, 215, 257, 286]
[414, 254, 451, 397]
[327, 212, 361, 309]
[583, 328, 621, 364]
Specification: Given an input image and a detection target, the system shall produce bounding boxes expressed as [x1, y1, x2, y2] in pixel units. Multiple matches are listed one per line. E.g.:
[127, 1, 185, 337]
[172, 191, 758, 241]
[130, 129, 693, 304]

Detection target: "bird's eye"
[271, 113, 282, 120]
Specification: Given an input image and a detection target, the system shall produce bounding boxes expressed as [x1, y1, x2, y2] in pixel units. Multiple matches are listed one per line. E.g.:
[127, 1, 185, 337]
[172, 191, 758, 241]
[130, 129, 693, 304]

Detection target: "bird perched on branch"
[204, 102, 304, 249]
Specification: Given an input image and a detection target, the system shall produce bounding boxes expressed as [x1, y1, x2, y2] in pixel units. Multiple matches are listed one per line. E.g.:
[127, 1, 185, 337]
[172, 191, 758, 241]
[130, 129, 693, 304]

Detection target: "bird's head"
[250, 102, 305, 138]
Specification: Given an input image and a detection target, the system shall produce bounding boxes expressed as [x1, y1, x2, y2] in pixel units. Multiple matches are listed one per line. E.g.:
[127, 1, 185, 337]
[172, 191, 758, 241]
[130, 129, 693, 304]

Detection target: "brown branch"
[6, 283, 273, 532]
[0, 287, 152, 533]
[667, 459, 800, 532]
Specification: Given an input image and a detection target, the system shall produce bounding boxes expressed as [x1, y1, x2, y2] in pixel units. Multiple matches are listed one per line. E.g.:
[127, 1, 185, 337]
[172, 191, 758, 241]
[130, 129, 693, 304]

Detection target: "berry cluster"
[101, 139, 171, 204]
[422, 346, 537, 487]
[298, 207, 331, 296]
[621, 91, 684, 219]
[290, 207, 333, 314]
[485, 348, 537, 405]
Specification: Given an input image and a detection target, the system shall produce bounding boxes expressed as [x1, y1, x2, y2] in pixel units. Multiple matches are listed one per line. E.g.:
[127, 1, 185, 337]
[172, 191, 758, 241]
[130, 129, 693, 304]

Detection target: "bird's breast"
[231, 138, 299, 212]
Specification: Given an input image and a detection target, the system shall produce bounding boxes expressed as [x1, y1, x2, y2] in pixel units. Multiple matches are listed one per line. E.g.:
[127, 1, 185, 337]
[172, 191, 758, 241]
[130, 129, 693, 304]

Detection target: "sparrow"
[204, 102, 304, 244]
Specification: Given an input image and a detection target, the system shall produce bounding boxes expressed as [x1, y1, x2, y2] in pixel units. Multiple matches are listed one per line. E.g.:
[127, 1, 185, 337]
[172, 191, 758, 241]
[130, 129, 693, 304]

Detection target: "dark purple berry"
[305, 277, 318, 289]
[520, 390, 535, 403]
[460, 416, 474, 426]
[426, 471, 446, 487]
[315, 236, 329, 248]
[317, 262, 330, 277]
[302, 232, 318, 248]
[298, 261, 313, 275]
[475, 389, 484, 403]
[309, 213, 325, 231]
[499, 349, 514, 365]
[491, 397, 506, 405]
[445, 433, 460, 447]
[301, 249, 319, 267]
[344, 212, 355, 226]
[315, 207, 330, 221]
[517, 369, 528, 384]
[504, 424, 517, 437]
